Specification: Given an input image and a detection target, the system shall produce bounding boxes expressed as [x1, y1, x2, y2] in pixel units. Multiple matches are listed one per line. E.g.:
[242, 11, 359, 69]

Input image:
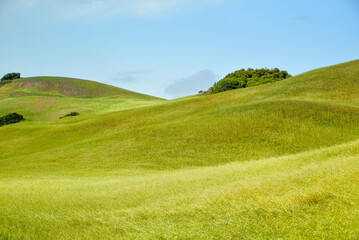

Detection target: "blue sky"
[0, 0, 358, 98]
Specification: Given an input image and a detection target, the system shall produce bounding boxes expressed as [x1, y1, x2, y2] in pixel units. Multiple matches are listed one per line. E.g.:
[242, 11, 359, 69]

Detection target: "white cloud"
[112, 70, 147, 84]
[0, 0, 228, 17]
[165, 69, 219, 98]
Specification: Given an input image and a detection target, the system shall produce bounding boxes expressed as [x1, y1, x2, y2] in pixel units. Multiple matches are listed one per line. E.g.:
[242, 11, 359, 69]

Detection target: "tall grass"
[0, 60, 358, 239]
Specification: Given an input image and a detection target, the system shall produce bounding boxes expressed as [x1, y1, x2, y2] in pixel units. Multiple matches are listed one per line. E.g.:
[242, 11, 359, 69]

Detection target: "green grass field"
[1, 60, 359, 239]
[0, 76, 164, 121]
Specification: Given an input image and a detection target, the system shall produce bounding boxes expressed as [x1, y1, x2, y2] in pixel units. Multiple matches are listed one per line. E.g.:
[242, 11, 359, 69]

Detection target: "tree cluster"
[0, 72, 21, 86]
[201, 68, 291, 95]
[60, 112, 80, 119]
[0, 113, 24, 127]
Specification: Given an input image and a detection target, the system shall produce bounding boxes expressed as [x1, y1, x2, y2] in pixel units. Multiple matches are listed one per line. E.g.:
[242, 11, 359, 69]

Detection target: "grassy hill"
[0, 60, 359, 239]
[0, 76, 164, 120]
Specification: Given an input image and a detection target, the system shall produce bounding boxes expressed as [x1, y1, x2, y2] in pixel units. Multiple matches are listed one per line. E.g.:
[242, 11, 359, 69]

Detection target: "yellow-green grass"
[0, 77, 164, 121]
[1, 140, 359, 239]
[0, 76, 159, 99]
[0, 60, 359, 239]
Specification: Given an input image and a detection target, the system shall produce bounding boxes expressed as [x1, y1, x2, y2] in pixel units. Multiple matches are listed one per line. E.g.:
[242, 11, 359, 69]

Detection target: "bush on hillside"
[0, 113, 24, 127]
[201, 68, 291, 95]
[0, 72, 21, 86]
[60, 112, 80, 119]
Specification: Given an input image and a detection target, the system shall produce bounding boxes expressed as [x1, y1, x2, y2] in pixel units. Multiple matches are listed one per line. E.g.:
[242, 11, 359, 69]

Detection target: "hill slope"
[0, 60, 358, 239]
[0, 76, 164, 120]
[0, 76, 157, 98]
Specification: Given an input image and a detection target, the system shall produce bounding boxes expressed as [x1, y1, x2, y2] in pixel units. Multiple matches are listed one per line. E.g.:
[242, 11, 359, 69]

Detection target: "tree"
[203, 68, 291, 95]
[0, 113, 24, 127]
[0, 72, 21, 86]
[60, 112, 80, 119]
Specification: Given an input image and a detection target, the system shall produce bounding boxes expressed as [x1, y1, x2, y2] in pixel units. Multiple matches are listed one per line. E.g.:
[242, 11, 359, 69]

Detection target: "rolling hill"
[0, 60, 359, 239]
[0, 76, 164, 121]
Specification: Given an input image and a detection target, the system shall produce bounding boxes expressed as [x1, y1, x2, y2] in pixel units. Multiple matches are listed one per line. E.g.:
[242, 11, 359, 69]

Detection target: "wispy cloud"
[112, 70, 147, 84]
[0, 0, 228, 17]
[292, 15, 311, 22]
[165, 69, 218, 98]
[280, 15, 312, 26]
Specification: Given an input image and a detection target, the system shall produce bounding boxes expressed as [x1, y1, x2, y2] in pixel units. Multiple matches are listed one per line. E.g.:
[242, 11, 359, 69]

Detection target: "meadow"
[0, 60, 359, 239]
[0, 76, 164, 121]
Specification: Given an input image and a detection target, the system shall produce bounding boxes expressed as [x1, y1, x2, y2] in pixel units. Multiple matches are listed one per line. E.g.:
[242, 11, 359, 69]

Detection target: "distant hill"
[0, 76, 158, 99]
[0, 76, 164, 120]
[2, 59, 359, 167]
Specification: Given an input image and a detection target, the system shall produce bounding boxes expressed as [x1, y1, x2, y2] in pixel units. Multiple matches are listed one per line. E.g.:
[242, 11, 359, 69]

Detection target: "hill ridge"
[0, 76, 162, 99]
[0, 76, 165, 121]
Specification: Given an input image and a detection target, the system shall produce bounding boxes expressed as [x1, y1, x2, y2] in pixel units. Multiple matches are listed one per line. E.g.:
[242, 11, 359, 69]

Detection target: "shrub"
[60, 112, 80, 119]
[0, 113, 24, 127]
[204, 68, 291, 94]
[0, 72, 21, 86]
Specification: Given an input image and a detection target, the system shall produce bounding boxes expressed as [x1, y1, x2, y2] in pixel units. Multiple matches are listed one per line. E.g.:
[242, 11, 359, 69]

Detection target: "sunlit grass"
[1, 141, 358, 239]
[0, 60, 359, 239]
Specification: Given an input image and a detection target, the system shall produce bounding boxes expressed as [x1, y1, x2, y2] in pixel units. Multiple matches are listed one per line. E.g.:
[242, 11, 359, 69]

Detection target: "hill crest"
[0, 76, 160, 100]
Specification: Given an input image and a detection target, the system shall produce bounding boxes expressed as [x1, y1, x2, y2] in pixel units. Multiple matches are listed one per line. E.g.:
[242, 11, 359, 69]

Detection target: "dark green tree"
[0, 113, 24, 127]
[0, 72, 21, 86]
[60, 112, 80, 119]
[204, 68, 291, 94]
